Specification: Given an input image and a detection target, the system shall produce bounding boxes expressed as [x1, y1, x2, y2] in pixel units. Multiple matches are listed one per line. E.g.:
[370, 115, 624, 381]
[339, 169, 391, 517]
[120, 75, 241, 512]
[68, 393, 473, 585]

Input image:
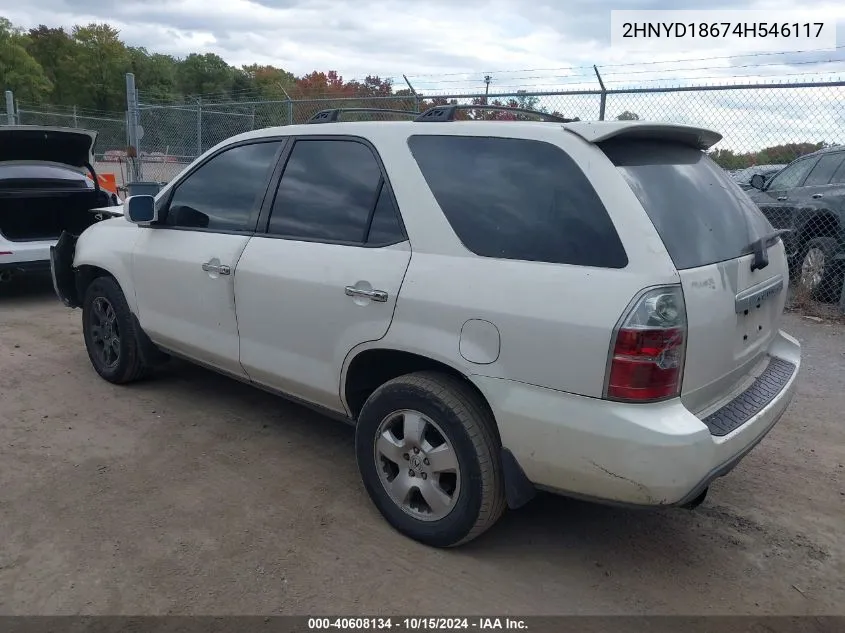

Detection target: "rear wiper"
[749, 229, 791, 272]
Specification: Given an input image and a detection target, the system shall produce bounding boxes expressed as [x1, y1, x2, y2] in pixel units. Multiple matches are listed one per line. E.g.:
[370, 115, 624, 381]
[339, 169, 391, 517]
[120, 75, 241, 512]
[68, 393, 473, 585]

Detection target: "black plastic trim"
[500, 448, 538, 509]
[701, 357, 796, 437]
[307, 108, 418, 123]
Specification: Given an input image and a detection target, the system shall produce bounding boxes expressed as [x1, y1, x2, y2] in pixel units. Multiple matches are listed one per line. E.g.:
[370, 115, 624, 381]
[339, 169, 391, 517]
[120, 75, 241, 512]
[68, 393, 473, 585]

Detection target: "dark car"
[747, 146, 845, 302]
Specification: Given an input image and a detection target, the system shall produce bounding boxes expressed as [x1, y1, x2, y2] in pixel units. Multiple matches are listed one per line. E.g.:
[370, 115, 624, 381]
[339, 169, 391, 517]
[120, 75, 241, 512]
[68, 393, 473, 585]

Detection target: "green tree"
[26, 25, 78, 105]
[128, 47, 178, 102]
[71, 23, 130, 110]
[0, 18, 52, 103]
[177, 53, 234, 97]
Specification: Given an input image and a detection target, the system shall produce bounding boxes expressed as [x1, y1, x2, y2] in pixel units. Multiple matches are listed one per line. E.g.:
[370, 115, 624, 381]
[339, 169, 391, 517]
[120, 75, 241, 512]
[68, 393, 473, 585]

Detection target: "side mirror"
[124, 195, 158, 225]
[749, 174, 766, 190]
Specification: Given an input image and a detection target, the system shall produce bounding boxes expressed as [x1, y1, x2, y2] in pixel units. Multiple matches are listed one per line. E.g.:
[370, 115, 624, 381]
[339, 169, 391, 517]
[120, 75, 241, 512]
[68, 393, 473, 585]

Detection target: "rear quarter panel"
[360, 125, 680, 398]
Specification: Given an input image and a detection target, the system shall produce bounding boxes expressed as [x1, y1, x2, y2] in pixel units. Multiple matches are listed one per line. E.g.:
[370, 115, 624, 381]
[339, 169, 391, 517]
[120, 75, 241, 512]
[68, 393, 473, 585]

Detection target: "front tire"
[355, 371, 506, 547]
[82, 276, 149, 384]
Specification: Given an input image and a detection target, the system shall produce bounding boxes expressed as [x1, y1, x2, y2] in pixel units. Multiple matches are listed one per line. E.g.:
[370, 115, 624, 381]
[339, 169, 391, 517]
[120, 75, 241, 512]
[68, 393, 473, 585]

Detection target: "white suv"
[50, 107, 801, 547]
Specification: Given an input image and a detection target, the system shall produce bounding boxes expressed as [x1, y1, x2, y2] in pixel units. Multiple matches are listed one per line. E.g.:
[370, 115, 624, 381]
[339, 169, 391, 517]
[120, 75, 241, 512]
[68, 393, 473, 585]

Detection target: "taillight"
[605, 285, 687, 403]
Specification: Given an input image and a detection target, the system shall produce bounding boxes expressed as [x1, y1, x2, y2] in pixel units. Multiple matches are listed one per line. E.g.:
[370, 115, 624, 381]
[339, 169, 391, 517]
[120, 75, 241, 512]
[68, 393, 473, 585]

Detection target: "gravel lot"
[1, 275, 843, 616]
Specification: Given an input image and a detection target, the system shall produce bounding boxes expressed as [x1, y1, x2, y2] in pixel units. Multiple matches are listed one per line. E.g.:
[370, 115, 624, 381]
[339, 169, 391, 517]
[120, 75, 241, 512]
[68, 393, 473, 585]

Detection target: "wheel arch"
[342, 347, 499, 437]
[797, 209, 841, 243]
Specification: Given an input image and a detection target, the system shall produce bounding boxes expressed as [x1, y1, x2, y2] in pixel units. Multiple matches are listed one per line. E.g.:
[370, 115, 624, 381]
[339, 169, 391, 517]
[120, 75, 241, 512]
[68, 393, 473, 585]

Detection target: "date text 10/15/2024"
[307, 618, 528, 630]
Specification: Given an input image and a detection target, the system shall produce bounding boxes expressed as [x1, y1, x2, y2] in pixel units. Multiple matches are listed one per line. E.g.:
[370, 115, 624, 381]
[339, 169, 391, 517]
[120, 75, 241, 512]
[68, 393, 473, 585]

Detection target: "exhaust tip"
[0, 270, 13, 283]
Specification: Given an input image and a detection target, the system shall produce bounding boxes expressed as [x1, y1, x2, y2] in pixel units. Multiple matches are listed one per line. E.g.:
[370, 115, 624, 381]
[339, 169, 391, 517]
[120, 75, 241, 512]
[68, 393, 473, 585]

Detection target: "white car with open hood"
[49, 107, 801, 547]
[0, 126, 121, 283]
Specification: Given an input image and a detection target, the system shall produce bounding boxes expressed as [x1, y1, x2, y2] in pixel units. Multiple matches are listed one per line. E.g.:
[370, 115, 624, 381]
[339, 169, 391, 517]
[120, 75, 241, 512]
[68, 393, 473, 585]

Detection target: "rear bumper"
[472, 329, 801, 507]
[0, 239, 54, 274]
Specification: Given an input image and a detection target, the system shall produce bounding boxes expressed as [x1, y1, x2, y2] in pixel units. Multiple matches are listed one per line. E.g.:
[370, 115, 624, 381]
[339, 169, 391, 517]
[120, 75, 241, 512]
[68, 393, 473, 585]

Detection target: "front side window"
[766, 158, 818, 191]
[164, 141, 283, 231]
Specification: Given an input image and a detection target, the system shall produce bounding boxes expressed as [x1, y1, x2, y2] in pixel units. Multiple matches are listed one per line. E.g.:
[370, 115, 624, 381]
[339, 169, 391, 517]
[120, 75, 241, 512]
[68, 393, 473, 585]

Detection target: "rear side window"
[803, 153, 845, 186]
[407, 135, 627, 268]
[601, 140, 774, 271]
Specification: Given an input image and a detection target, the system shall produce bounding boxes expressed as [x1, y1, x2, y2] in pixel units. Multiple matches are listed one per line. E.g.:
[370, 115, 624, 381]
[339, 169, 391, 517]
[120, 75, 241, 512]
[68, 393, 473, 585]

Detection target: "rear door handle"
[345, 286, 388, 302]
[776, 196, 788, 201]
[202, 261, 231, 275]
[812, 193, 824, 199]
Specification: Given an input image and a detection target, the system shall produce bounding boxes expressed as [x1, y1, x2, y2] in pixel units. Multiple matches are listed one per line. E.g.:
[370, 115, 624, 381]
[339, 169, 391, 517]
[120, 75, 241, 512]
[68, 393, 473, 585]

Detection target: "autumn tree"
[616, 110, 640, 120]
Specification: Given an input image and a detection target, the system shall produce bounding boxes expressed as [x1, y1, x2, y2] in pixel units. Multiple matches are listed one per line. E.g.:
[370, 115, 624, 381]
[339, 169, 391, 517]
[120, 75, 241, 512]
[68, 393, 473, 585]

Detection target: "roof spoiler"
[563, 121, 723, 150]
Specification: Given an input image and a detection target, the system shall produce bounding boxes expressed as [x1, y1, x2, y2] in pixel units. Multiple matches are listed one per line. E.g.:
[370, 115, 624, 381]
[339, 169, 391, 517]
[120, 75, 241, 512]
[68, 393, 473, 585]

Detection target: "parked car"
[747, 145, 845, 302]
[50, 113, 801, 547]
[0, 126, 120, 283]
[730, 164, 786, 190]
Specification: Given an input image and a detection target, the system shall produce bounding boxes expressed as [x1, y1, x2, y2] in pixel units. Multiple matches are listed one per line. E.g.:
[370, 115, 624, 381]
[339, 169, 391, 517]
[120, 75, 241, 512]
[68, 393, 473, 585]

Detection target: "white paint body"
[69, 119, 801, 506]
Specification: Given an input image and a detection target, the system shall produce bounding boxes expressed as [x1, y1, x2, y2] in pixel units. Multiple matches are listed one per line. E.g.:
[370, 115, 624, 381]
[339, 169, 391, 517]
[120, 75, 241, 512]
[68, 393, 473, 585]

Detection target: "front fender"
[71, 218, 141, 315]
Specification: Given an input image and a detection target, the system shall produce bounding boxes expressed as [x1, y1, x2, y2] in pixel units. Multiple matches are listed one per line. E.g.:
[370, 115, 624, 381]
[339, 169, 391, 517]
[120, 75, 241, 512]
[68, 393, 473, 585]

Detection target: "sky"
[4, 0, 845, 151]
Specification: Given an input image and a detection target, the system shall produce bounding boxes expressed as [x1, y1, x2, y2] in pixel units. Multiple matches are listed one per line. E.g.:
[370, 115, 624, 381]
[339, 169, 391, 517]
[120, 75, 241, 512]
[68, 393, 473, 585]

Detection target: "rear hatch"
[601, 139, 788, 414]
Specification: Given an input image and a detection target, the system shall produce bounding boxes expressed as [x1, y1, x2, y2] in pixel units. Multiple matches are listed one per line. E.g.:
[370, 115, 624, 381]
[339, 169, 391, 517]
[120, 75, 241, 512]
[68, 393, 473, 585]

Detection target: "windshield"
[601, 139, 774, 270]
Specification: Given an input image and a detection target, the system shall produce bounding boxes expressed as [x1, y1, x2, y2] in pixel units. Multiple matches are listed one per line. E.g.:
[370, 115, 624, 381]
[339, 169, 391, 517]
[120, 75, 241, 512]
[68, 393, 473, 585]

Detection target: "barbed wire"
[404, 45, 845, 79]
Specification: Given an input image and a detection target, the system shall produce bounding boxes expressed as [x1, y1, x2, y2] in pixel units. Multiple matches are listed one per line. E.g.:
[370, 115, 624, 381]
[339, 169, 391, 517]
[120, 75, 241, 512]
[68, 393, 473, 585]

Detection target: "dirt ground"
[1, 275, 843, 616]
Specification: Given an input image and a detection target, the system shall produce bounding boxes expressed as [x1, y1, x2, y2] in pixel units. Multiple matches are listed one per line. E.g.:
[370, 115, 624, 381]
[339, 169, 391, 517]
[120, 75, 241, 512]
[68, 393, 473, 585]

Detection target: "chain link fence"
[3, 81, 845, 313]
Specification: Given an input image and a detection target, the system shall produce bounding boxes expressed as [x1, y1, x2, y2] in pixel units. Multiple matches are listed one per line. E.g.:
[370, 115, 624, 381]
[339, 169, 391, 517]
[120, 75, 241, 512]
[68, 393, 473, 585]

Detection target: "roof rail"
[414, 105, 578, 123]
[307, 108, 419, 124]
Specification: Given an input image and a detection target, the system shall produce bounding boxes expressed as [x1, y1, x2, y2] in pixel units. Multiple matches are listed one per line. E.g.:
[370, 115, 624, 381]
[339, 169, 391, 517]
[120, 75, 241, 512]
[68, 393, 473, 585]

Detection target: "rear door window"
[601, 139, 774, 271]
[407, 135, 627, 268]
[803, 153, 845, 186]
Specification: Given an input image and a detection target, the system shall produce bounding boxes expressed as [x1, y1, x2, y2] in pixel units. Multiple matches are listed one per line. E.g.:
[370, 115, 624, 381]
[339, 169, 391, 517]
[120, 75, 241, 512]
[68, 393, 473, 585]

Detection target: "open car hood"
[0, 126, 98, 168]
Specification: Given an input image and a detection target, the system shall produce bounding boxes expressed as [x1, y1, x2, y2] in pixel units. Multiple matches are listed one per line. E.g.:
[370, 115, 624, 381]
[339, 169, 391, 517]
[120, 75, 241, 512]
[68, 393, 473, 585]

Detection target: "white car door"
[132, 139, 285, 377]
[234, 137, 411, 413]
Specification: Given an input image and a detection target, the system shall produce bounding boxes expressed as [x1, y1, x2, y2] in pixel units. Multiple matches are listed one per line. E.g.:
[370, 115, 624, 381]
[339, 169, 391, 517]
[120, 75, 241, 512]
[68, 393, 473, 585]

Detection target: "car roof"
[216, 119, 723, 152]
[798, 144, 845, 159]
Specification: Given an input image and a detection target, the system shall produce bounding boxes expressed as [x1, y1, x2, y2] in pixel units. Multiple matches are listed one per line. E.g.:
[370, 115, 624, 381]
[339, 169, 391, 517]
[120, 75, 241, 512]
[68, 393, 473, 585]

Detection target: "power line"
[408, 56, 845, 85]
[405, 45, 845, 79]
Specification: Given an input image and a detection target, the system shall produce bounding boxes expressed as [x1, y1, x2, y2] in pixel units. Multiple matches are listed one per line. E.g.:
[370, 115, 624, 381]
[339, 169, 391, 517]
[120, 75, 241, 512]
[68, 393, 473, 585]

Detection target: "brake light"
[0, 252, 12, 256]
[605, 286, 687, 403]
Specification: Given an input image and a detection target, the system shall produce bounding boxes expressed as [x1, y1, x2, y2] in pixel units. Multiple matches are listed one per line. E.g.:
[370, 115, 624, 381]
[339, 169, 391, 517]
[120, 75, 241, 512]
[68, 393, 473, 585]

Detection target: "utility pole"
[484, 75, 492, 104]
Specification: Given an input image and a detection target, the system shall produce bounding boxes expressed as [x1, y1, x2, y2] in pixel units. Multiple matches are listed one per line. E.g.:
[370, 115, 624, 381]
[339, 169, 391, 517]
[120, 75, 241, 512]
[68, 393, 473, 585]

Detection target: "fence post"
[197, 97, 202, 156]
[4, 90, 14, 125]
[251, 105, 256, 130]
[72, 105, 78, 128]
[286, 99, 293, 125]
[594, 65, 607, 121]
[403, 75, 420, 113]
[125, 73, 143, 182]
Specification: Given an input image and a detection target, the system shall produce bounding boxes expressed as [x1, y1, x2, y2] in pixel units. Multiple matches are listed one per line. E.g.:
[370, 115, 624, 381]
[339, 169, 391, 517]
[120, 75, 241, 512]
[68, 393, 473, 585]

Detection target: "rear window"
[601, 140, 774, 270]
[407, 135, 628, 268]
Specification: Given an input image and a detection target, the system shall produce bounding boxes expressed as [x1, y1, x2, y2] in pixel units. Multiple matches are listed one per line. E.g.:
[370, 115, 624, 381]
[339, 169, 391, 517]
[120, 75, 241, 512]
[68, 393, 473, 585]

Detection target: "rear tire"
[355, 371, 506, 547]
[796, 237, 842, 303]
[82, 276, 149, 383]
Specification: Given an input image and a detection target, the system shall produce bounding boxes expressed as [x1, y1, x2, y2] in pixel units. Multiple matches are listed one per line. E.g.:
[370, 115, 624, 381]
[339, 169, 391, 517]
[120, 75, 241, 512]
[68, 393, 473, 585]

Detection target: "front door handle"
[777, 196, 788, 201]
[345, 286, 388, 302]
[812, 193, 824, 199]
[202, 261, 231, 275]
